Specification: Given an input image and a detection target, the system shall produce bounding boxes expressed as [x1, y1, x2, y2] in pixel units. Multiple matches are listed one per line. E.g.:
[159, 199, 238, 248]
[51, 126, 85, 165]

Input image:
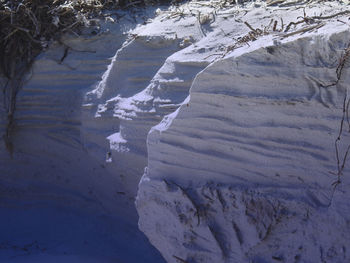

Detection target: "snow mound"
[137, 2, 350, 262]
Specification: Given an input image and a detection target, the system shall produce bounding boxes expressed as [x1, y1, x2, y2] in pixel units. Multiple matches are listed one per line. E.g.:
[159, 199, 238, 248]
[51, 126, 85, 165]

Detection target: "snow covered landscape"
[1, 0, 350, 262]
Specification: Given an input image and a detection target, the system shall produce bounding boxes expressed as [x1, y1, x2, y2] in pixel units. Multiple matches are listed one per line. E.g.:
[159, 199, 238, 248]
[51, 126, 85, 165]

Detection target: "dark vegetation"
[0, 0, 163, 153]
[0, 0, 174, 81]
[0, 0, 126, 80]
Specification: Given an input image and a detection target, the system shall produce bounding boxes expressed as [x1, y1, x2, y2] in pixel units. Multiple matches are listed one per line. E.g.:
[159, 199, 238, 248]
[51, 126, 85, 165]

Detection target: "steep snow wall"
[137, 24, 350, 263]
[85, 35, 209, 196]
[0, 16, 167, 262]
[0, 21, 129, 216]
[1, 0, 350, 262]
[0, 4, 209, 261]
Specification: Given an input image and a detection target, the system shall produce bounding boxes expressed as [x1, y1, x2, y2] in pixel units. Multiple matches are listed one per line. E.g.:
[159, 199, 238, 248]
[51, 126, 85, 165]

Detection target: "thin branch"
[173, 255, 189, 263]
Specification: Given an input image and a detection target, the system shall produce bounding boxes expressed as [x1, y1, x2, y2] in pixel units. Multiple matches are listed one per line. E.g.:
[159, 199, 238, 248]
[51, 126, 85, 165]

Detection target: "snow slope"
[1, 0, 350, 262]
[136, 1, 350, 263]
[0, 10, 167, 262]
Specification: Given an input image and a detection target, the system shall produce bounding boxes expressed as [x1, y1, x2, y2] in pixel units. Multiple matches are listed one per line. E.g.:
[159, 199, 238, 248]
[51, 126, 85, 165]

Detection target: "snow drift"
[1, 0, 350, 262]
[136, 2, 350, 263]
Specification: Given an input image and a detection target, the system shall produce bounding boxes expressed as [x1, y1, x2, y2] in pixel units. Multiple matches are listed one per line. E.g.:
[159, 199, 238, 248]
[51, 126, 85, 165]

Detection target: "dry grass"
[0, 0, 154, 154]
[0, 0, 122, 79]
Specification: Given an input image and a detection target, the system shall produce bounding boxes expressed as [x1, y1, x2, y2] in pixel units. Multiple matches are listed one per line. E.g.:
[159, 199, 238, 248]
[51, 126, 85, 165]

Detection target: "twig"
[197, 12, 206, 37]
[312, 10, 350, 20]
[173, 255, 189, 263]
[59, 47, 69, 64]
[266, 0, 285, 6]
[282, 23, 324, 38]
[346, 99, 350, 131]
[284, 19, 311, 32]
[280, 18, 284, 31]
[324, 42, 350, 205]
[58, 40, 96, 53]
[285, 10, 350, 33]
[244, 21, 255, 32]
[273, 20, 278, 31]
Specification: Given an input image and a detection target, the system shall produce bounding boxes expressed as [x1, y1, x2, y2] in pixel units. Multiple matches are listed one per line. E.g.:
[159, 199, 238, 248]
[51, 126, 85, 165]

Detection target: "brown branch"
[337, 95, 347, 140]
[59, 47, 69, 64]
[312, 10, 350, 20]
[273, 20, 278, 31]
[173, 255, 189, 263]
[282, 23, 324, 38]
[335, 138, 341, 174]
[346, 99, 350, 132]
[326, 42, 350, 205]
[284, 19, 307, 32]
[285, 10, 350, 33]
[244, 21, 255, 32]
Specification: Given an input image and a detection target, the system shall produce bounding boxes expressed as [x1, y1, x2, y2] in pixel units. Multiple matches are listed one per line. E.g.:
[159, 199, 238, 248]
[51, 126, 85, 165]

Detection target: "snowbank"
[136, 1, 350, 262]
[1, 0, 350, 262]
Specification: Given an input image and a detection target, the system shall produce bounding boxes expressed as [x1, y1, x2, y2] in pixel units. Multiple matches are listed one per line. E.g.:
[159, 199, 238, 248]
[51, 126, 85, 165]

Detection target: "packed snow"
[1, 0, 350, 262]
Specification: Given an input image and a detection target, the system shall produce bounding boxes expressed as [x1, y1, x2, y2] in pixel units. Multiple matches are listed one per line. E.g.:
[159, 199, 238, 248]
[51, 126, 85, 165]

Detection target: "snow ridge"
[137, 4, 350, 263]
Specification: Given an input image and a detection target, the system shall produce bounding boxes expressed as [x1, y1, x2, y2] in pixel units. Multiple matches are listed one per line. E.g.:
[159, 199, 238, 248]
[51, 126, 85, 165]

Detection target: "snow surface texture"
[1, 0, 350, 262]
[136, 2, 350, 263]
[0, 1, 228, 260]
[0, 11, 166, 262]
